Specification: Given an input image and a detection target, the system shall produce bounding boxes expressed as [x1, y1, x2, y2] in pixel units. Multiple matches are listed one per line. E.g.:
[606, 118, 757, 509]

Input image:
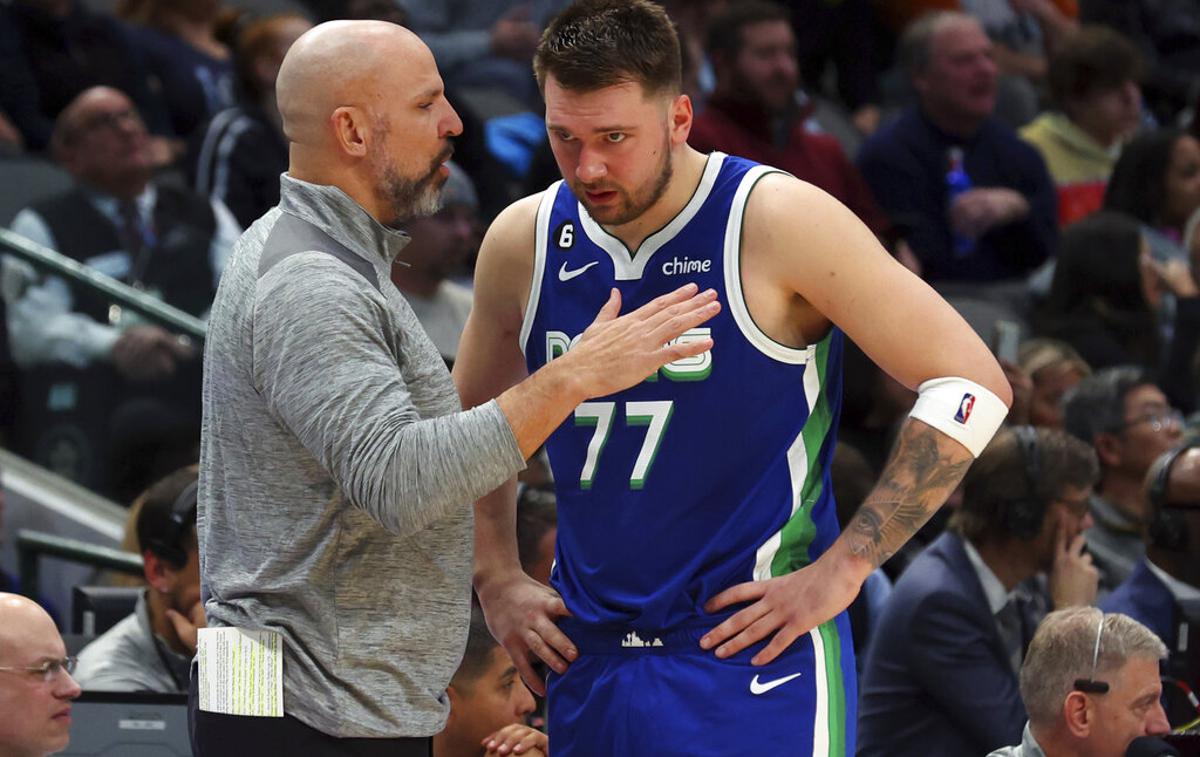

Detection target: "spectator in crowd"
[1080, 0, 1200, 124]
[0, 0, 169, 152]
[191, 13, 313, 229]
[786, 0, 885, 137]
[0, 593, 82, 757]
[74, 467, 202, 693]
[689, 1, 893, 241]
[516, 485, 557, 588]
[389, 161, 478, 365]
[1102, 444, 1200, 706]
[117, 0, 237, 141]
[1020, 26, 1143, 226]
[1105, 129, 1200, 258]
[1062, 367, 1184, 592]
[1037, 212, 1200, 412]
[857, 12, 1057, 283]
[859, 426, 1100, 757]
[434, 608, 546, 757]
[397, 0, 570, 113]
[987, 607, 1170, 757]
[3, 86, 239, 500]
[1011, 338, 1090, 429]
[959, 0, 1078, 128]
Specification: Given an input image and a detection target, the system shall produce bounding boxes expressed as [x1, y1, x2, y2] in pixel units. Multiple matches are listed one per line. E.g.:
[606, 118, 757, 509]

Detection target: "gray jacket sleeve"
[252, 254, 524, 537]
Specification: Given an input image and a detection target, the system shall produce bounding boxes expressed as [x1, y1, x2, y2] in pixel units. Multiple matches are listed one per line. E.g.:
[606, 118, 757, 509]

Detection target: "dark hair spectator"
[74, 466, 201, 693]
[1079, 0, 1200, 124]
[1038, 211, 1200, 411]
[1021, 26, 1143, 225]
[689, 0, 894, 241]
[1104, 129, 1200, 243]
[1046, 26, 1143, 109]
[189, 13, 312, 228]
[0, 0, 171, 152]
[117, 0, 237, 141]
[950, 428, 1099, 544]
[1062, 367, 1184, 591]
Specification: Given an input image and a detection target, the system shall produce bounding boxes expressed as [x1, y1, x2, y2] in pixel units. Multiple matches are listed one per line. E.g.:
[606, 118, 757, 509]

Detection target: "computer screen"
[60, 691, 190, 756]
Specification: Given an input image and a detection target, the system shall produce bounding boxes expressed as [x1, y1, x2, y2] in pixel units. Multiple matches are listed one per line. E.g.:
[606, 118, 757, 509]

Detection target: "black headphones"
[1006, 425, 1047, 540]
[144, 479, 199, 568]
[1146, 442, 1197, 553]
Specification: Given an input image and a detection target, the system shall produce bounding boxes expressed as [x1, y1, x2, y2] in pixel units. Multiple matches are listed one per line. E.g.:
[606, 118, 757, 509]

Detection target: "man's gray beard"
[381, 165, 444, 226]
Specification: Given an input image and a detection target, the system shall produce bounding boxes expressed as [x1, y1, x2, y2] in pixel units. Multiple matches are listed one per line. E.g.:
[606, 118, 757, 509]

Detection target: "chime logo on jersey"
[661, 256, 712, 276]
[955, 393, 976, 424]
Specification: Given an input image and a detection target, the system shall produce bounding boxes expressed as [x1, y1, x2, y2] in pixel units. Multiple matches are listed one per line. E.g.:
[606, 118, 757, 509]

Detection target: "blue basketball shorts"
[546, 612, 856, 756]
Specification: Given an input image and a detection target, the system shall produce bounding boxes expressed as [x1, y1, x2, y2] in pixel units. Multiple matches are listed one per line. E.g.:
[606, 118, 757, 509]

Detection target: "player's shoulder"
[485, 190, 550, 243]
[744, 170, 845, 221]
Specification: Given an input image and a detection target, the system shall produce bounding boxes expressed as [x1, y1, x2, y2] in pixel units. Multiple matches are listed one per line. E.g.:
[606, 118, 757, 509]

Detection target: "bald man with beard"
[193, 20, 720, 757]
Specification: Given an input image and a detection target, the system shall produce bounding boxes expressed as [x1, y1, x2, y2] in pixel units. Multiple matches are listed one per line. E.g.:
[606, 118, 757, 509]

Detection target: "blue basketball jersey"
[522, 153, 846, 632]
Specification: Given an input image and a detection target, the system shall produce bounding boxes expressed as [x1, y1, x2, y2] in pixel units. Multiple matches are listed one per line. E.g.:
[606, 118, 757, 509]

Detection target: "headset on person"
[1146, 441, 1198, 554]
[1005, 425, 1046, 540]
[144, 479, 199, 569]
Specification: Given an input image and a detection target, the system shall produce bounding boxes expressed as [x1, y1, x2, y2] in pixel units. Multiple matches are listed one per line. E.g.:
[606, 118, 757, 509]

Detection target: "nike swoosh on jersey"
[749, 672, 803, 695]
[558, 260, 599, 282]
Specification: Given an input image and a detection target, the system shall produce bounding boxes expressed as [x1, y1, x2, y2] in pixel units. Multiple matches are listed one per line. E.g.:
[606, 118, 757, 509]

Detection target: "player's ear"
[669, 93, 692, 145]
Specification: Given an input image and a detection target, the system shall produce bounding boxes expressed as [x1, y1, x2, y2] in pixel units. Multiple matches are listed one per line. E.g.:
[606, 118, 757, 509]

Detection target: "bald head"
[274, 19, 463, 227]
[0, 593, 80, 757]
[0, 593, 57, 660]
[276, 20, 434, 145]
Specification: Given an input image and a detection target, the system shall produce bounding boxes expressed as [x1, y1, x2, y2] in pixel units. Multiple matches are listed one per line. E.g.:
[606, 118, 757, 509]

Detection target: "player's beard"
[374, 146, 452, 227]
[575, 134, 673, 227]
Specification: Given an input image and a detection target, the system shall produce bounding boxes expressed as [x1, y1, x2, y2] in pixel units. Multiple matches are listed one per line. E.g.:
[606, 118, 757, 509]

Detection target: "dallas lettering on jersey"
[545, 327, 713, 382]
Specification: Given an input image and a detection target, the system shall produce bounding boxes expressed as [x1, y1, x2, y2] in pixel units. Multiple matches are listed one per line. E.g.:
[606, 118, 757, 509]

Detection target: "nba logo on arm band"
[954, 394, 976, 424]
[910, 377, 1008, 457]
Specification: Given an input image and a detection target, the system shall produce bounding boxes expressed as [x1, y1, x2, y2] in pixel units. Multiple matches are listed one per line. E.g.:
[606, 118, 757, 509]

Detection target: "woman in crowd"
[1104, 128, 1200, 257]
[1037, 210, 1200, 411]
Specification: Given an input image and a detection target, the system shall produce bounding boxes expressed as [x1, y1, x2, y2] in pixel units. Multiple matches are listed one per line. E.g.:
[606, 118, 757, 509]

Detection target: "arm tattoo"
[845, 420, 972, 568]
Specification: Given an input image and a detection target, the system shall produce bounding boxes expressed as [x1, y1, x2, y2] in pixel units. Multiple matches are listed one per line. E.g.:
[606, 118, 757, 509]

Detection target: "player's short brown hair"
[534, 0, 682, 97]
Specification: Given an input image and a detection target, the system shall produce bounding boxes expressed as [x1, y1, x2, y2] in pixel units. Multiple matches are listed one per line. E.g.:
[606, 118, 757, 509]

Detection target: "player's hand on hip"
[565, 283, 719, 398]
[699, 556, 860, 666]
[478, 571, 575, 696]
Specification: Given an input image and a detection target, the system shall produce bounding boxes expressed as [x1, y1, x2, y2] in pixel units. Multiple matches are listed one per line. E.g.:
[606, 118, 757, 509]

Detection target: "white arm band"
[908, 377, 1009, 458]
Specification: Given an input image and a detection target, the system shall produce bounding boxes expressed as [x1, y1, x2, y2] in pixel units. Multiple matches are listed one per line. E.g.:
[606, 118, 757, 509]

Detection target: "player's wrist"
[819, 542, 874, 591]
[473, 563, 526, 601]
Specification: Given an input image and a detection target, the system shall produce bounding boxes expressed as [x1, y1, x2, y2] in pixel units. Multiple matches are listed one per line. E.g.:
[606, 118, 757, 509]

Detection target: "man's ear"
[142, 549, 169, 593]
[331, 106, 370, 159]
[1063, 691, 1092, 738]
[1094, 432, 1123, 468]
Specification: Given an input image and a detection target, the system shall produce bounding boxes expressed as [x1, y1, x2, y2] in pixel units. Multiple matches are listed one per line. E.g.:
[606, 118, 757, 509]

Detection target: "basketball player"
[454, 2, 1012, 753]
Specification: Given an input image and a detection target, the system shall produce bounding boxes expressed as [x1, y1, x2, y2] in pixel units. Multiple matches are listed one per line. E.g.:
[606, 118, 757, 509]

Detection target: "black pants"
[188, 668, 431, 757]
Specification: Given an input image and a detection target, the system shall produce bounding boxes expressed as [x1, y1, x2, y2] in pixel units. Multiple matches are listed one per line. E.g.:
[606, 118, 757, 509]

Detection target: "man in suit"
[1102, 442, 1200, 723]
[859, 427, 1101, 756]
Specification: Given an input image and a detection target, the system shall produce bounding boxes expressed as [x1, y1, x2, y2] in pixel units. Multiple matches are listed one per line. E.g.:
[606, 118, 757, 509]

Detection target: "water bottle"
[945, 146, 974, 257]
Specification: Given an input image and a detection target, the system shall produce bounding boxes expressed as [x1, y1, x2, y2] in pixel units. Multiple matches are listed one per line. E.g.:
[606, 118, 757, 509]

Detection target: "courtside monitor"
[59, 691, 190, 756]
